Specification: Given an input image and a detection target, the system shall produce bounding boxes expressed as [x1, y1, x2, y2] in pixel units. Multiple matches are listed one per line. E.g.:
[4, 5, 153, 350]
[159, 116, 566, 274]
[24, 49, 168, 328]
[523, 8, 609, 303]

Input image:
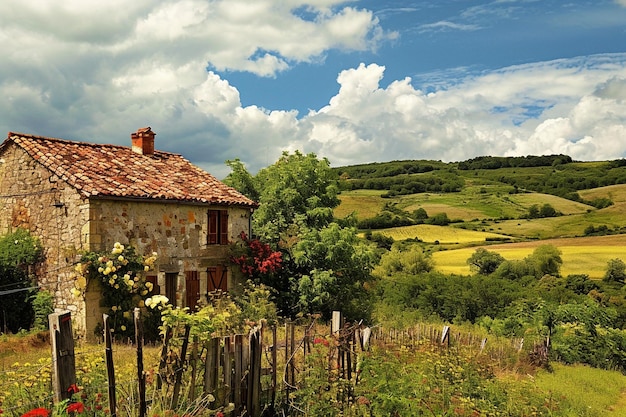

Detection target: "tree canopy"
[225, 151, 375, 320]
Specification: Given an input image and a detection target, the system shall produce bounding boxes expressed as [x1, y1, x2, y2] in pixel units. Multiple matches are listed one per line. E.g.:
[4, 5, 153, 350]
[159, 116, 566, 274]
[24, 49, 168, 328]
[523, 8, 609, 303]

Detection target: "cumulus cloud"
[300, 55, 626, 167]
[0, 0, 625, 180]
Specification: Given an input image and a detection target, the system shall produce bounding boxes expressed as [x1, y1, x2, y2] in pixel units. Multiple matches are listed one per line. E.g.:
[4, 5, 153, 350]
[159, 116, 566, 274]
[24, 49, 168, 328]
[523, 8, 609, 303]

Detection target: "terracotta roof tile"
[3, 132, 258, 207]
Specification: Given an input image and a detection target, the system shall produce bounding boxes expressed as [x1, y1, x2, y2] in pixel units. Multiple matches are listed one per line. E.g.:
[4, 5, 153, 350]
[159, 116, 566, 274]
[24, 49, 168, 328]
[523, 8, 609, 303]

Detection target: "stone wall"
[83, 199, 251, 335]
[0, 143, 89, 329]
[0, 142, 252, 338]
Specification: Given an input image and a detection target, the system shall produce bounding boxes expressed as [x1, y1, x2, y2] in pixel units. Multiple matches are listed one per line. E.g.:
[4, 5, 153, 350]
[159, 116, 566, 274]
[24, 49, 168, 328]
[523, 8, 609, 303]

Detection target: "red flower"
[67, 384, 80, 394]
[67, 402, 85, 414]
[216, 412, 224, 417]
[313, 337, 329, 346]
[21, 408, 50, 417]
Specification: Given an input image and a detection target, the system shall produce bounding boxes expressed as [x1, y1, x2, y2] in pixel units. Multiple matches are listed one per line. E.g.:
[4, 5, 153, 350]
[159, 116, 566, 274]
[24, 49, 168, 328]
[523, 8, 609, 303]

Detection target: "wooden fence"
[49, 310, 540, 417]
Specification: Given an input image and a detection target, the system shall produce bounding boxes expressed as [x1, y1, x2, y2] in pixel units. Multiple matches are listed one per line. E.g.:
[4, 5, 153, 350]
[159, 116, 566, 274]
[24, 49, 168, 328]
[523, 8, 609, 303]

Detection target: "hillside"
[333, 157, 626, 278]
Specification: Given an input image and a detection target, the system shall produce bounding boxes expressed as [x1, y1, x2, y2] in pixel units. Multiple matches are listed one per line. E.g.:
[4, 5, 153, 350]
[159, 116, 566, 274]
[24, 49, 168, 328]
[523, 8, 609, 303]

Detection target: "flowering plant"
[20, 384, 85, 417]
[230, 232, 282, 278]
[73, 242, 158, 339]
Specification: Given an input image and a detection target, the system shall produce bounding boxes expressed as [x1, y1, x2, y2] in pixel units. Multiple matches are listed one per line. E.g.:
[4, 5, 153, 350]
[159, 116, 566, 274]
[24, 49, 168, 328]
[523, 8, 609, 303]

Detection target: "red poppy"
[67, 384, 80, 394]
[66, 403, 85, 414]
[21, 408, 50, 417]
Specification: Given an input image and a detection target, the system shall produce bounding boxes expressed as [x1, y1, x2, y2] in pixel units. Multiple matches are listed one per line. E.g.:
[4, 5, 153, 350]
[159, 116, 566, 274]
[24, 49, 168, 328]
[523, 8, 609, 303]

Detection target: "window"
[208, 209, 229, 245]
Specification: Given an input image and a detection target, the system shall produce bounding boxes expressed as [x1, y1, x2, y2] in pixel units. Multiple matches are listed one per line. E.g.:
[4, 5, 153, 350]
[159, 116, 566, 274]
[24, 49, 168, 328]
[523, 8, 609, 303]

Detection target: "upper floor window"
[208, 209, 228, 244]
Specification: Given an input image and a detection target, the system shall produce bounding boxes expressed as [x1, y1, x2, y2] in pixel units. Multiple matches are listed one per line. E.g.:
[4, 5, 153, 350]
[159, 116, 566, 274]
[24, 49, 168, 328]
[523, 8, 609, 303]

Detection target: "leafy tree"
[494, 259, 535, 281]
[251, 151, 340, 245]
[413, 207, 428, 221]
[225, 151, 376, 320]
[223, 158, 260, 202]
[526, 244, 563, 278]
[0, 264, 34, 333]
[539, 203, 558, 218]
[0, 228, 43, 267]
[467, 248, 505, 275]
[0, 229, 43, 333]
[427, 212, 450, 226]
[373, 245, 434, 278]
[292, 223, 376, 319]
[526, 204, 540, 219]
[604, 258, 626, 283]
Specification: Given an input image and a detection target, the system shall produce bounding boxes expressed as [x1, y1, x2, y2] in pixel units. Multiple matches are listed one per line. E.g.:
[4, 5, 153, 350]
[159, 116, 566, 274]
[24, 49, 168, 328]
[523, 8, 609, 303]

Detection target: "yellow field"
[432, 234, 626, 279]
[335, 190, 385, 219]
[374, 224, 512, 244]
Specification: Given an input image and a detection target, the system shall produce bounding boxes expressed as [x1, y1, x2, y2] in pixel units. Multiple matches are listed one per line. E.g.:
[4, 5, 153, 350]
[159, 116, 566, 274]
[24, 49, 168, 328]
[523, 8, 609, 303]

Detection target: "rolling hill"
[333, 157, 626, 278]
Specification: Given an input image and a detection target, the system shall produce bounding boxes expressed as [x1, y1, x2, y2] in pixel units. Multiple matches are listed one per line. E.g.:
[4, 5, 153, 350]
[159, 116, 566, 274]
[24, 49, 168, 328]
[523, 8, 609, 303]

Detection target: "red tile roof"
[2, 131, 258, 207]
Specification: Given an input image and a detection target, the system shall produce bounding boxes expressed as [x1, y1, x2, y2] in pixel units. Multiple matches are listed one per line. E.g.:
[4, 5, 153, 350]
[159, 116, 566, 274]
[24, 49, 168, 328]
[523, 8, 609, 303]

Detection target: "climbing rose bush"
[230, 232, 282, 278]
[73, 242, 158, 339]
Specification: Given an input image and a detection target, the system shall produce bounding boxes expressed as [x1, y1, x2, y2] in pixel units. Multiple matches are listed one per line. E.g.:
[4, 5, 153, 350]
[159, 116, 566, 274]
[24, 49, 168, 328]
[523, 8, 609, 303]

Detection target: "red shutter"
[207, 266, 228, 292]
[185, 271, 200, 311]
[208, 210, 218, 244]
[220, 210, 229, 244]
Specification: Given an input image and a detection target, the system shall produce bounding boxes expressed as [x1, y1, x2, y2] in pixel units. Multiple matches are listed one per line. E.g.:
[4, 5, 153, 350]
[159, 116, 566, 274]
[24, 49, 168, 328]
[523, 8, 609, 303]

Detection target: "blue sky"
[225, 1, 626, 114]
[1, 0, 626, 177]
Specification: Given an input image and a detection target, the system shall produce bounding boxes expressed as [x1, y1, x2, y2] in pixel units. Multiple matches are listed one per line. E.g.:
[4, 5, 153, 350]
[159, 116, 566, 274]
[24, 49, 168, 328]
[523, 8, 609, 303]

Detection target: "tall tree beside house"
[0, 228, 43, 333]
[225, 151, 377, 320]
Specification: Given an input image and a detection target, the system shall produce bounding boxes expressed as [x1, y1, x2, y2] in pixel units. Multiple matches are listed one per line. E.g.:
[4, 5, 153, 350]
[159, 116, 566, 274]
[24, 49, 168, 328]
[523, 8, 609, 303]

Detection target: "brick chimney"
[131, 127, 155, 155]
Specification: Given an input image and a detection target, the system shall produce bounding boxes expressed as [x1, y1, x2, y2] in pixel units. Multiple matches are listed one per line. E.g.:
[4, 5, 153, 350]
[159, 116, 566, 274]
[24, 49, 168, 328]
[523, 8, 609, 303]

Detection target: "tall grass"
[533, 363, 626, 416]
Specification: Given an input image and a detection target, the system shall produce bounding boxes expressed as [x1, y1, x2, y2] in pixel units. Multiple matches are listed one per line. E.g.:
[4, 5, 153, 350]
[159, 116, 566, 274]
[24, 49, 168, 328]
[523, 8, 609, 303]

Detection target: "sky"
[1, 1, 626, 178]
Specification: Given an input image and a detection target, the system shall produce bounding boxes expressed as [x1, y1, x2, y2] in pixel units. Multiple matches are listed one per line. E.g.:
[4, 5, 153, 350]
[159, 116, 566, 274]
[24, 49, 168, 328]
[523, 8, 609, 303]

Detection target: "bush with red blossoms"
[230, 232, 282, 279]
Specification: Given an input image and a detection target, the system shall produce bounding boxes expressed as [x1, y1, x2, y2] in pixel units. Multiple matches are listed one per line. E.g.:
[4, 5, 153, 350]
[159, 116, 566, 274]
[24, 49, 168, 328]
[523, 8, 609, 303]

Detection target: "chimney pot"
[131, 127, 155, 155]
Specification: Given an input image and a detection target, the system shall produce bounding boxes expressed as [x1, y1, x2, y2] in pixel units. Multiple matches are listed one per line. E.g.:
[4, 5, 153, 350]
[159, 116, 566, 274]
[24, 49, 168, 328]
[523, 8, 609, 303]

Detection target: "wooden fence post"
[49, 311, 76, 403]
[204, 337, 219, 398]
[223, 336, 233, 406]
[172, 324, 191, 410]
[103, 314, 117, 417]
[134, 308, 146, 417]
[157, 327, 173, 389]
[234, 334, 244, 414]
[247, 327, 262, 417]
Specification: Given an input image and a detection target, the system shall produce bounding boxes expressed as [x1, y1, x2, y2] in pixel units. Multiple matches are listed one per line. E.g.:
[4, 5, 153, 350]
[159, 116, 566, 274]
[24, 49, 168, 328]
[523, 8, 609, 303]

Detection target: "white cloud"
[418, 20, 480, 33]
[616, 0, 626, 7]
[0, 0, 625, 179]
[298, 55, 626, 167]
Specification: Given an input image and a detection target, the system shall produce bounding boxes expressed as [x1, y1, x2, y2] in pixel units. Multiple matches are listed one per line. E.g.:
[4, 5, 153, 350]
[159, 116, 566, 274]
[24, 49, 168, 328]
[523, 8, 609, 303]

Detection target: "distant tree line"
[336, 160, 446, 180]
[457, 154, 573, 170]
[334, 156, 626, 205]
[341, 172, 464, 196]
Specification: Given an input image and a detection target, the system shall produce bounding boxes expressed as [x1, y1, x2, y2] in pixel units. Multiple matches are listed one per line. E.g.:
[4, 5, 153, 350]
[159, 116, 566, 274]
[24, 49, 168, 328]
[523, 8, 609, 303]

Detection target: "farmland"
[335, 160, 626, 278]
[432, 234, 626, 278]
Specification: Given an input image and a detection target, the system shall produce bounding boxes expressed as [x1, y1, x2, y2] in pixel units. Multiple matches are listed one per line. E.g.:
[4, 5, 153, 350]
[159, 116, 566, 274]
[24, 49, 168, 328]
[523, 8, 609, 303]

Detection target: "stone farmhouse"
[0, 127, 257, 337]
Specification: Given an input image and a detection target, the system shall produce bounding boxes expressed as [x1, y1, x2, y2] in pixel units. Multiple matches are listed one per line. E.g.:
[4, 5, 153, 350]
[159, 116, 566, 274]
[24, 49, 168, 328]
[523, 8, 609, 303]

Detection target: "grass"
[336, 188, 594, 223]
[533, 363, 626, 416]
[431, 234, 626, 278]
[335, 189, 386, 219]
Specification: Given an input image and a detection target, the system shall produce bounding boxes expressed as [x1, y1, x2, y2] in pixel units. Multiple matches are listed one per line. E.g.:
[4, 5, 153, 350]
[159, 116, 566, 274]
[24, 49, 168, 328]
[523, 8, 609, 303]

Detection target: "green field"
[336, 187, 594, 223]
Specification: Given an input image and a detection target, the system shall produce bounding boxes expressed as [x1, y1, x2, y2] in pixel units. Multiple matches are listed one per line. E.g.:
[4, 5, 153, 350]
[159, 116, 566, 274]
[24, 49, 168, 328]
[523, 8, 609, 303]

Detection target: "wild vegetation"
[4, 153, 626, 416]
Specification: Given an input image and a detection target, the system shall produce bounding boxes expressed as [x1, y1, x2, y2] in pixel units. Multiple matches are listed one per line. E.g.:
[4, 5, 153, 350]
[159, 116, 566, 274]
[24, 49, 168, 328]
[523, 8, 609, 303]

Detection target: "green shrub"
[31, 290, 54, 331]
